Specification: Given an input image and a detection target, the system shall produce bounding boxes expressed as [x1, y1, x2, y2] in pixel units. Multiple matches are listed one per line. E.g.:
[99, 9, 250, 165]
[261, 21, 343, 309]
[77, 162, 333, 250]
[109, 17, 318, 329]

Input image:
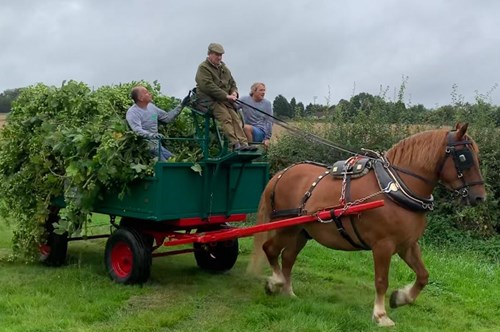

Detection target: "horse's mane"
[385, 129, 449, 174]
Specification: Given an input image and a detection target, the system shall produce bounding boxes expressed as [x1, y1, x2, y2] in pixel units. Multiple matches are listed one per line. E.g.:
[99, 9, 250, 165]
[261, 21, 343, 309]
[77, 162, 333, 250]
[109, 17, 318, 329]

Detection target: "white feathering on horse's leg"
[373, 296, 395, 327]
[265, 271, 285, 295]
[390, 284, 415, 307]
[283, 283, 297, 297]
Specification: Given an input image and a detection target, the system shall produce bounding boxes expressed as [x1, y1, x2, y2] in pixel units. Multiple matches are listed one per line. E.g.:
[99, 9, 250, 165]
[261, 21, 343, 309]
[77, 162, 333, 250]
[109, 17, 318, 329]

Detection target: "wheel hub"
[111, 242, 133, 278]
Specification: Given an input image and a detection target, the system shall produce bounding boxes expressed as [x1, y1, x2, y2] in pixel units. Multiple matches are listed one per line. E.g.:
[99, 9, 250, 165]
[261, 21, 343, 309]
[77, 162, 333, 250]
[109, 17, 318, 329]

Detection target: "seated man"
[126, 85, 184, 161]
[239, 82, 273, 149]
[195, 42, 256, 151]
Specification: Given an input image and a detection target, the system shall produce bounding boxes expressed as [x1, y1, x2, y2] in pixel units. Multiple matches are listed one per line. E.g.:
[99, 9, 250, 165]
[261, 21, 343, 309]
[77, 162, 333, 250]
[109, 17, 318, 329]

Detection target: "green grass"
[0, 219, 499, 332]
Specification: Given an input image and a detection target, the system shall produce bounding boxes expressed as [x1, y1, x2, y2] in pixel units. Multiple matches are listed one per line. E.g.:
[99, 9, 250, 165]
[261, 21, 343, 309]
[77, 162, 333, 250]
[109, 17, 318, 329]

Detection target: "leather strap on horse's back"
[271, 161, 371, 250]
[270, 162, 300, 217]
[270, 161, 329, 218]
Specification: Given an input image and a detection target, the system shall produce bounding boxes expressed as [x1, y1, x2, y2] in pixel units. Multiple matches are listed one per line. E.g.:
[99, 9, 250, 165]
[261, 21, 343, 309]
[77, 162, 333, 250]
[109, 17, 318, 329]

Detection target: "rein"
[390, 165, 436, 186]
[235, 99, 361, 156]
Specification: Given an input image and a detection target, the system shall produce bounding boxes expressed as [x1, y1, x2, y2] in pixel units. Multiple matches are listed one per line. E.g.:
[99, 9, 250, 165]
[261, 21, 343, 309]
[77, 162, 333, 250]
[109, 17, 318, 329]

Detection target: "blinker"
[453, 148, 474, 171]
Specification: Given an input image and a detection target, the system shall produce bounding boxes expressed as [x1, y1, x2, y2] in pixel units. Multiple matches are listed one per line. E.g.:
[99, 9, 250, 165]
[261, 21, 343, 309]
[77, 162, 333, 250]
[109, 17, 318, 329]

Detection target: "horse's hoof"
[374, 314, 395, 327]
[282, 288, 297, 297]
[264, 281, 273, 295]
[378, 316, 395, 327]
[389, 290, 400, 308]
[390, 287, 413, 308]
[264, 280, 278, 295]
[264, 278, 283, 295]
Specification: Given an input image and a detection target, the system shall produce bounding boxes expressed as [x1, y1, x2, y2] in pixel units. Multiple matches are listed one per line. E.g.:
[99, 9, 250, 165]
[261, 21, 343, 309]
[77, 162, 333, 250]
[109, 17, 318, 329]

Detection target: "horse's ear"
[455, 122, 469, 140]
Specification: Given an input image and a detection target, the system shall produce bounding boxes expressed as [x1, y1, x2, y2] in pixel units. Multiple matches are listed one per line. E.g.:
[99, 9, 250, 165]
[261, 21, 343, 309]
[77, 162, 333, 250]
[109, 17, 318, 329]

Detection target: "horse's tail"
[246, 188, 273, 276]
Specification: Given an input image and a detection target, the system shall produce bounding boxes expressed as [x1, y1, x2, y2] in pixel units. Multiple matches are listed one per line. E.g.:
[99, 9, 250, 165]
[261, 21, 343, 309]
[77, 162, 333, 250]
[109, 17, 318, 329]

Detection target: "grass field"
[0, 217, 499, 332]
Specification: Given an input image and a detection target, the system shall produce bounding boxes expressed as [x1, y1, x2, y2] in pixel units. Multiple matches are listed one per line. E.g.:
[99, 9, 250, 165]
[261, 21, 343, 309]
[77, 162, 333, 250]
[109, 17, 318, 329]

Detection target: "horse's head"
[436, 123, 486, 206]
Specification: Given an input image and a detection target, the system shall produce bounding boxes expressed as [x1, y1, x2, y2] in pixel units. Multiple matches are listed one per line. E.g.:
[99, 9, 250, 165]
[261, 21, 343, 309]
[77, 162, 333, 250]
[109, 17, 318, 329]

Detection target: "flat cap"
[208, 43, 225, 54]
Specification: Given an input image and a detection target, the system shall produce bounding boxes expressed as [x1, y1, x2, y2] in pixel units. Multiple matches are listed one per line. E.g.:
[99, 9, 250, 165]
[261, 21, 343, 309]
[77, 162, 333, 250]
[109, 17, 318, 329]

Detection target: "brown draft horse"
[247, 123, 486, 327]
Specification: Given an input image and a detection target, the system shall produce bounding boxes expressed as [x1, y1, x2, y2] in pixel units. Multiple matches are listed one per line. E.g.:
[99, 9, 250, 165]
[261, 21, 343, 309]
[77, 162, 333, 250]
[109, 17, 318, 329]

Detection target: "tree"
[273, 95, 293, 118]
[296, 102, 305, 117]
[0, 88, 22, 113]
[305, 103, 328, 118]
[289, 97, 297, 117]
[406, 104, 428, 123]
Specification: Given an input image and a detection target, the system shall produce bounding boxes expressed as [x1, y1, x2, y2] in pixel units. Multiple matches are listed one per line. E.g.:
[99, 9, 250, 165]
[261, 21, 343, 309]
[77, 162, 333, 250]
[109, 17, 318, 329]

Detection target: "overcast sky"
[1, 0, 499, 108]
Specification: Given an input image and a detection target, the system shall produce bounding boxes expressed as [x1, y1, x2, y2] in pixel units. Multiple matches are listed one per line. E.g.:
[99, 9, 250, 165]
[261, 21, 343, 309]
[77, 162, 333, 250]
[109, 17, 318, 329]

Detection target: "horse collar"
[374, 157, 435, 212]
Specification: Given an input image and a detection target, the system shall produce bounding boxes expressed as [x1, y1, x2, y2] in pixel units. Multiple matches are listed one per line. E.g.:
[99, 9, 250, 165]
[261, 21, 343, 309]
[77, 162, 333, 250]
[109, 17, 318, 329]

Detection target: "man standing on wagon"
[195, 43, 257, 151]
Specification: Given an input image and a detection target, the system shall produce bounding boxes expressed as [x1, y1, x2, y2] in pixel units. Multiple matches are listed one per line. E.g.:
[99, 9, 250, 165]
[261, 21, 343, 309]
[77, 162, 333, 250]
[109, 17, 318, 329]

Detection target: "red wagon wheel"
[39, 231, 68, 267]
[104, 228, 152, 284]
[40, 208, 68, 267]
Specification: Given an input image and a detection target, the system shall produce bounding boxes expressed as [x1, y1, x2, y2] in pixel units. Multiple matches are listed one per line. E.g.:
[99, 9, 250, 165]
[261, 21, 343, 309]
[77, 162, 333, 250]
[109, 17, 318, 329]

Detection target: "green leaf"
[53, 219, 68, 235]
[190, 163, 202, 175]
[131, 163, 148, 173]
[65, 164, 79, 177]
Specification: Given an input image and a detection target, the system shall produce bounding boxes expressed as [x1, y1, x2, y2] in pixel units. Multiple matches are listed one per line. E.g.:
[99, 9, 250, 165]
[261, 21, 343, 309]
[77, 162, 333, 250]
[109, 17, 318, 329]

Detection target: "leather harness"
[268, 130, 484, 250]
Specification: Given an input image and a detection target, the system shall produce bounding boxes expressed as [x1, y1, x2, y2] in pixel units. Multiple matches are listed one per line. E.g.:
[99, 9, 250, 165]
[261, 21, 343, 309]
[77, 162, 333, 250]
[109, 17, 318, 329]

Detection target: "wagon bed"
[93, 159, 269, 222]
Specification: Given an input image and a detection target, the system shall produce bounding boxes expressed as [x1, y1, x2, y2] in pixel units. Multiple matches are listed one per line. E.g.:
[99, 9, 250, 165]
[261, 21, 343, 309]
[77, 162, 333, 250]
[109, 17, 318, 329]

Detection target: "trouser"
[212, 101, 248, 147]
[149, 142, 173, 161]
[158, 146, 173, 161]
[251, 126, 266, 143]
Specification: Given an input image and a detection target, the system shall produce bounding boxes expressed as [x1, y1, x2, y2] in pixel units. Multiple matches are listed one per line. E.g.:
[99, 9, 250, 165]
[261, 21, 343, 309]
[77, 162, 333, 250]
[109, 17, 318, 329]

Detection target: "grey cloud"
[1, 0, 499, 108]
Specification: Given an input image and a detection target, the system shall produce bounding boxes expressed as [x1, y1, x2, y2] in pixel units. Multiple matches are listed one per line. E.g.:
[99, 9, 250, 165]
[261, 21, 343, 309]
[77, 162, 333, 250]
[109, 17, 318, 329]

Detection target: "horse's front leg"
[372, 243, 396, 327]
[390, 242, 429, 308]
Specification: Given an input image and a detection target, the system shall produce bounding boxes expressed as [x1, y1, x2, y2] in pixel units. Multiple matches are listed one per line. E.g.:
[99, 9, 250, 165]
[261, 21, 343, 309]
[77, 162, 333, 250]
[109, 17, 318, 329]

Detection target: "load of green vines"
[0, 80, 196, 261]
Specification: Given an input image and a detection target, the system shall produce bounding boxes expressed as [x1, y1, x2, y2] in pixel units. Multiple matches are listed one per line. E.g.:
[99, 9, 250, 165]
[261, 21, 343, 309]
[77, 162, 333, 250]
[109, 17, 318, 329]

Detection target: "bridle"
[435, 131, 485, 197]
[392, 130, 484, 198]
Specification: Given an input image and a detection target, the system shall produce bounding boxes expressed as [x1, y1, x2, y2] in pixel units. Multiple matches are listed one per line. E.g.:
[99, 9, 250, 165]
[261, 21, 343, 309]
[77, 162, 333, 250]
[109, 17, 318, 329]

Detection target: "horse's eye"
[459, 154, 466, 162]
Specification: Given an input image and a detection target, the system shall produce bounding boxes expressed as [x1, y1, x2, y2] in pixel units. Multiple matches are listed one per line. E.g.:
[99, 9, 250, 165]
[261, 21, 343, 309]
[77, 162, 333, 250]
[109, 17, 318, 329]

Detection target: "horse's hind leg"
[390, 242, 429, 308]
[372, 243, 396, 327]
[281, 231, 308, 297]
[262, 227, 301, 295]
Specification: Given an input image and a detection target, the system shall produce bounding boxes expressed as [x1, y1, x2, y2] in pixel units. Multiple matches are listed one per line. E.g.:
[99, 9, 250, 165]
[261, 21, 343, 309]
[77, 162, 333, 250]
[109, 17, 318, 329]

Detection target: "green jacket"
[195, 59, 238, 103]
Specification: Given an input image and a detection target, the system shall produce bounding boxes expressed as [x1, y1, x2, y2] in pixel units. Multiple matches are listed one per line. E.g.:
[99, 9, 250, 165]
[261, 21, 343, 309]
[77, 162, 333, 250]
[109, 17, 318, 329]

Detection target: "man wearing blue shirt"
[239, 82, 273, 149]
